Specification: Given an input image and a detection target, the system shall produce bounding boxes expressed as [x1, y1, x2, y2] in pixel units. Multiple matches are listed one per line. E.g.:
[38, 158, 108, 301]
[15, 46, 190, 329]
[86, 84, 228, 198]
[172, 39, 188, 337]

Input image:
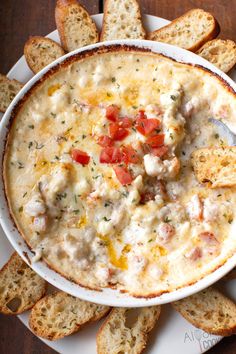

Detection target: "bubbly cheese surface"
[4, 49, 236, 296]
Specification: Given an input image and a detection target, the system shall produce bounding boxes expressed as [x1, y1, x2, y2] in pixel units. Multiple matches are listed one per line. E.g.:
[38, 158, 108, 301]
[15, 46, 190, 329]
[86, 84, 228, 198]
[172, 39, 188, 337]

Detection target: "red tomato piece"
[136, 110, 147, 120]
[151, 145, 168, 157]
[106, 105, 119, 122]
[121, 146, 140, 164]
[71, 149, 90, 165]
[113, 166, 133, 185]
[146, 134, 165, 147]
[97, 135, 114, 147]
[119, 117, 133, 128]
[109, 123, 129, 141]
[136, 118, 161, 136]
[100, 147, 122, 163]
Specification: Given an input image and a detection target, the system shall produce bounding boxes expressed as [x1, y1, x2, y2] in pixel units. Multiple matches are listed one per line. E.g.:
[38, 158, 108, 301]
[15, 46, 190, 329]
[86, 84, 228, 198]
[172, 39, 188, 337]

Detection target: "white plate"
[0, 13, 235, 354]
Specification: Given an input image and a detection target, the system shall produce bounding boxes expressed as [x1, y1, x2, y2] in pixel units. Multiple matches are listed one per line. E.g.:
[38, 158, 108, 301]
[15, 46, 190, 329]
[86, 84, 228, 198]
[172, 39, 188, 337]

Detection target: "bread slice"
[196, 39, 236, 73]
[222, 267, 236, 281]
[191, 146, 236, 188]
[97, 306, 161, 354]
[0, 74, 23, 113]
[148, 9, 220, 52]
[29, 291, 110, 340]
[24, 36, 65, 74]
[101, 0, 146, 41]
[172, 287, 236, 336]
[0, 252, 46, 315]
[55, 0, 99, 52]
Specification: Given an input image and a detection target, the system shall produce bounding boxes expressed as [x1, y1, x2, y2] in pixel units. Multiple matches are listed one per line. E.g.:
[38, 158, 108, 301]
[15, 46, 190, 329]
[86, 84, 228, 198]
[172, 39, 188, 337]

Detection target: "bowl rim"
[0, 39, 236, 307]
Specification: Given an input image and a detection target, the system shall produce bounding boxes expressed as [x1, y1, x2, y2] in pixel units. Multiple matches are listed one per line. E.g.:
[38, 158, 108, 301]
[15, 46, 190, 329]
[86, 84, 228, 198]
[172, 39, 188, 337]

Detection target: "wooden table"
[0, 0, 235, 353]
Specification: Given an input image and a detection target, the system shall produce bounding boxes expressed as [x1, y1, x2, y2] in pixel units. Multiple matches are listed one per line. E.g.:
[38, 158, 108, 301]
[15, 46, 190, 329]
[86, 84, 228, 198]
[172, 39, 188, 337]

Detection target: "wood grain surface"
[0, 0, 235, 353]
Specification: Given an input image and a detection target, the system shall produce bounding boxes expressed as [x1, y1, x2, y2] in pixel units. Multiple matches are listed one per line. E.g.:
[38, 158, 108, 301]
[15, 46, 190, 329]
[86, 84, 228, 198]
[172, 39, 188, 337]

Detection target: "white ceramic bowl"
[0, 39, 236, 307]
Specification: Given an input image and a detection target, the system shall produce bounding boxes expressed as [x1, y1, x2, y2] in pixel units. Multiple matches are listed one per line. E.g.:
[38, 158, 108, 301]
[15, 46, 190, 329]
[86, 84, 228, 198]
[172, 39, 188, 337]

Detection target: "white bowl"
[0, 39, 236, 307]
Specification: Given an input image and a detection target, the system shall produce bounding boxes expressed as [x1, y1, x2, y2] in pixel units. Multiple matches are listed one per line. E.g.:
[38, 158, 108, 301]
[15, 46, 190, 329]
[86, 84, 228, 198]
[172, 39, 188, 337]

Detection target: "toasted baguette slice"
[172, 287, 236, 336]
[148, 9, 220, 52]
[0, 74, 23, 113]
[55, 0, 99, 52]
[0, 252, 46, 315]
[29, 291, 110, 340]
[191, 146, 236, 188]
[197, 39, 236, 73]
[101, 0, 146, 41]
[97, 306, 161, 354]
[222, 267, 236, 281]
[24, 36, 65, 74]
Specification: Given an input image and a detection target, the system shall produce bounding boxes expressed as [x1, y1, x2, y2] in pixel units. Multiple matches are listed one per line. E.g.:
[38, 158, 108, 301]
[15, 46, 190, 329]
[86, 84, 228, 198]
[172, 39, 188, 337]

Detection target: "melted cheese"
[4, 49, 236, 296]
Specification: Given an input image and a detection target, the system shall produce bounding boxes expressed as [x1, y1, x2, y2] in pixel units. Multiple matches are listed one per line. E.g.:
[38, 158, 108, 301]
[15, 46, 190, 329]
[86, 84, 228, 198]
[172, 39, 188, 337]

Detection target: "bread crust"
[2, 44, 236, 298]
[24, 36, 65, 74]
[148, 8, 220, 52]
[0, 252, 46, 315]
[55, 0, 99, 52]
[29, 291, 110, 340]
[100, 0, 146, 41]
[172, 287, 236, 336]
[197, 39, 236, 73]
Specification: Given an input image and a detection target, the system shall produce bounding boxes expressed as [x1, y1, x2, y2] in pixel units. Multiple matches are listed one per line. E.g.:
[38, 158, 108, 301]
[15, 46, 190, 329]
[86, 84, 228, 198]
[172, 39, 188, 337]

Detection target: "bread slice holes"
[125, 308, 141, 328]
[6, 297, 22, 312]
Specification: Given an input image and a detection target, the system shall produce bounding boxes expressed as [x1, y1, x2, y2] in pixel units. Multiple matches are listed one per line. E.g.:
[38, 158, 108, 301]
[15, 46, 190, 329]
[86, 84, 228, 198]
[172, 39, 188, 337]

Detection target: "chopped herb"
[22, 192, 27, 198]
[153, 78, 156, 82]
[28, 141, 33, 149]
[82, 134, 86, 139]
[132, 106, 138, 109]
[18, 206, 23, 213]
[117, 66, 122, 69]
[214, 133, 219, 139]
[74, 195, 77, 203]
[136, 59, 140, 62]
[164, 216, 171, 223]
[228, 218, 233, 224]
[111, 77, 116, 83]
[170, 95, 177, 101]
[121, 191, 128, 198]
[148, 239, 153, 243]
[54, 155, 60, 160]
[217, 194, 222, 197]
[17, 161, 24, 169]
[136, 68, 139, 72]
[56, 192, 67, 201]
[73, 209, 80, 214]
[106, 92, 112, 97]
[131, 127, 137, 132]
[61, 120, 65, 124]
[92, 175, 100, 179]
[104, 201, 112, 207]
[103, 216, 111, 222]
[169, 133, 174, 140]
[50, 112, 56, 118]
[70, 85, 74, 90]
[182, 151, 186, 156]
[35, 141, 45, 149]
[28, 124, 34, 129]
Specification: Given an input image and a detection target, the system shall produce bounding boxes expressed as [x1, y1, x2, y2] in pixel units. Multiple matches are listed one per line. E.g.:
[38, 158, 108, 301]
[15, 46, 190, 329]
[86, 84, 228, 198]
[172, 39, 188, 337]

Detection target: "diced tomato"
[100, 147, 122, 163]
[119, 117, 133, 128]
[71, 149, 90, 165]
[106, 105, 119, 122]
[113, 166, 133, 185]
[136, 118, 161, 136]
[151, 145, 168, 157]
[109, 123, 129, 141]
[121, 145, 140, 164]
[97, 135, 114, 147]
[136, 110, 147, 120]
[146, 134, 165, 147]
